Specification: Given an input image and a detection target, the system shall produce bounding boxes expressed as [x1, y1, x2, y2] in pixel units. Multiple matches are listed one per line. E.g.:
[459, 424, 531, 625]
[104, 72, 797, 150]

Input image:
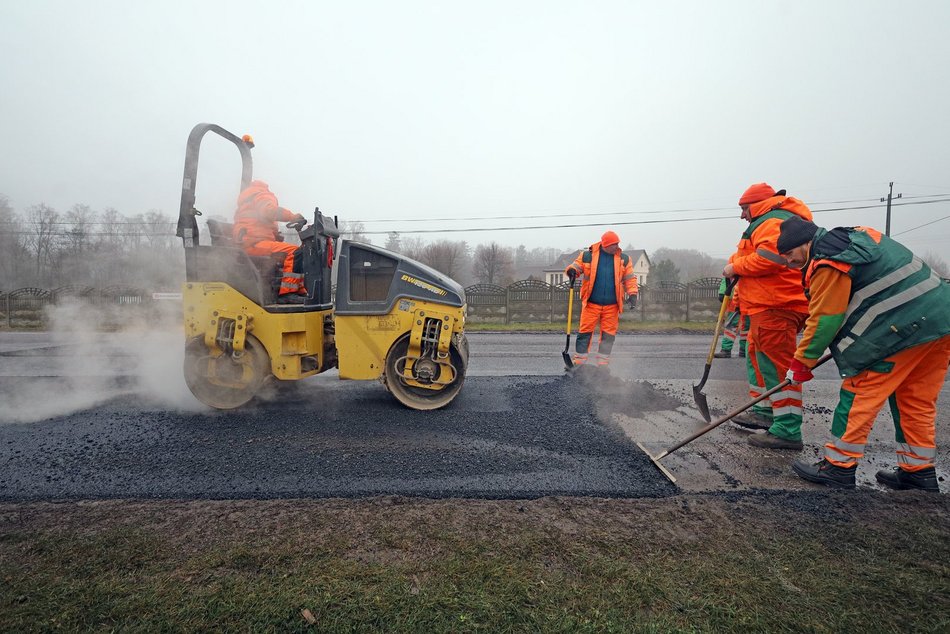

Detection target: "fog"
[1, 1, 948, 261]
[0, 299, 203, 424]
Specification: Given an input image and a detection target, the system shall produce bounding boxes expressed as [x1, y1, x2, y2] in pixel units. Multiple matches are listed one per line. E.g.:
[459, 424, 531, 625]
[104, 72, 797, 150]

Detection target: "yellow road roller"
[175, 123, 468, 410]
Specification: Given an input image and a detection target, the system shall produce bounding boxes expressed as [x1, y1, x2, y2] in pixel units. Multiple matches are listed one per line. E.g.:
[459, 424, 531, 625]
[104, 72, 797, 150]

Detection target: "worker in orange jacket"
[564, 231, 639, 368]
[233, 180, 307, 304]
[723, 183, 812, 449]
[775, 217, 950, 492]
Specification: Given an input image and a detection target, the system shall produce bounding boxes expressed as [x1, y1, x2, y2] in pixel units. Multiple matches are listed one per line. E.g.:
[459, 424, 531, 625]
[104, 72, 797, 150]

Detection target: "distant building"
[544, 249, 651, 286]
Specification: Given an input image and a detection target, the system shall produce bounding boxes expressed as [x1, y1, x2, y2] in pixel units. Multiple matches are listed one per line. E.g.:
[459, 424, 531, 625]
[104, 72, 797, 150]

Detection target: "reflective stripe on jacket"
[800, 225, 950, 377]
[565, 243, 638, 313]
[731, 195, 812, 315]
[233, 180, 298, 246]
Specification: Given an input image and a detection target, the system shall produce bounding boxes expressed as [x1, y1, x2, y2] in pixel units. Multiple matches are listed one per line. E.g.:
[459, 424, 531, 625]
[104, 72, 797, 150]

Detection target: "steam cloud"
[0, 298, 204, 424]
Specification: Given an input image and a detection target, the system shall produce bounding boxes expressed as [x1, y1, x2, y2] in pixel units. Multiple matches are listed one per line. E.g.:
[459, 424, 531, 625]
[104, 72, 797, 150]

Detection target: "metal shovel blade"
[692, 384, 711, 423]
[692, 363, 713, 422]
[562, 349, 574, 370]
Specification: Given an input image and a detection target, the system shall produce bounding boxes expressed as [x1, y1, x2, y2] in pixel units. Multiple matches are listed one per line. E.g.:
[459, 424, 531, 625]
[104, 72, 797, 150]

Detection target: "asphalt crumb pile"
[566, 364, 683, 415]
[0, 374, 679, 502]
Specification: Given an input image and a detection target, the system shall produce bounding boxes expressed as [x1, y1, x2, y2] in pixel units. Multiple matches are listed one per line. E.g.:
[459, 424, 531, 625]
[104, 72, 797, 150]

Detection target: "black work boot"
[732, 411, 773, 430]
[748, 432, 803, 450]
[792, 458, 856, 489]
[875, 466, 939, 493]
[714, 350, 732, 359]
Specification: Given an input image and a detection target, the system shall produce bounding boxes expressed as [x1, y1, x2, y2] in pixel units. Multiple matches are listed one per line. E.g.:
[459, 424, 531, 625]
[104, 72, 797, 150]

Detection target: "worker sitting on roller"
[564, 230, 638, 369]
[776, 216, 950, 492]
[233, 180, 308, 304]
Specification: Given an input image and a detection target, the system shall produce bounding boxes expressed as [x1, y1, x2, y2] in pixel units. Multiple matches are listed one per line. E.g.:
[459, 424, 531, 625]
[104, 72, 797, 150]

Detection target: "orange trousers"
[746, 309, 807, 440]
[246, 241, 304, 296]
[575, 302, 620, 366]
[825, 335, 950, 472]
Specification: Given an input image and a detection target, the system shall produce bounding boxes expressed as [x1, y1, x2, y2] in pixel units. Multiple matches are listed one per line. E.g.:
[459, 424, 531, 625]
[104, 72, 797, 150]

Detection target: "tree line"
[0, 195, 566, 290]
[3, 193, 827, 291]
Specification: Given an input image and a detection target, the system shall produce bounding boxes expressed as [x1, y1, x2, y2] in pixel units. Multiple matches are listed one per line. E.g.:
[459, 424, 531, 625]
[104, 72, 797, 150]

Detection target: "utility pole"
[881, 182, 902, 236]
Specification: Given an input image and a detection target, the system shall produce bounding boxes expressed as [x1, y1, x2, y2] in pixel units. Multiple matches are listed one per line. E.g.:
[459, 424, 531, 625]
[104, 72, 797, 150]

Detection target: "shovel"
[692, 277, 737, 422]
[640, 353, 833, 484]
[561, 277, 576, 370]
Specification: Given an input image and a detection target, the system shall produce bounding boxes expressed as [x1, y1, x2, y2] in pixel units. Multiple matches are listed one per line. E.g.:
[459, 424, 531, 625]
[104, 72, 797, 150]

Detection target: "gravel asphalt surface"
[1, 331, 947, 500]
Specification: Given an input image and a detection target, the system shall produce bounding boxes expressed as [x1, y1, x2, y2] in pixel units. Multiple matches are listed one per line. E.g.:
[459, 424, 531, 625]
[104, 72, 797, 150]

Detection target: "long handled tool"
[640, 353, 833, 484]
[562, 277, 576, 370]
[692, 277, 738, 422]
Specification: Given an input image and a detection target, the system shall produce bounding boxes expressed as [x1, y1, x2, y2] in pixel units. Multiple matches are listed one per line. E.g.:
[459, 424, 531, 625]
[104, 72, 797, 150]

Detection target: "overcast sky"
[1, 0, 948, 260]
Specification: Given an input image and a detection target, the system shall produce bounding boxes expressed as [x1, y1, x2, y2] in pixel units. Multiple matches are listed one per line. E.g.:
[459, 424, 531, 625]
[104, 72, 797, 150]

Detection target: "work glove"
[718, 293, 725, 302]
[292, 213, 307, 225]
[626, 294, 638, 309]
[786, 358, 814, 385]
[566, 269, 577, 282]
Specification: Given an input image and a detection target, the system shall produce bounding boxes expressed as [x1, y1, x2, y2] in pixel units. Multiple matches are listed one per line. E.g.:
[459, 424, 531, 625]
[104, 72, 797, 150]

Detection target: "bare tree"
[340, 220, 371, 244]
[63, 203, 97, 254]
[421, 240, 469, 280]
[123, 212, 145, 250]
[142, 209, 175, 250]
[384, 231, 401, 253]
[922, 250, 949, 277]
[23, 203, 60, 283]
[97, 207, 123, 252]
[472, 241, 514, 285]
[0, 195, 29, 286]
[399, 235, 427, 261]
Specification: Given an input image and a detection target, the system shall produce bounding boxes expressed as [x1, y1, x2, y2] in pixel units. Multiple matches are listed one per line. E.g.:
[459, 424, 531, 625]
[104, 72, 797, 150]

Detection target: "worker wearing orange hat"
[233, 180, 308, 304]
[723, 182, 813, 449]
[564, 230, 639, 368]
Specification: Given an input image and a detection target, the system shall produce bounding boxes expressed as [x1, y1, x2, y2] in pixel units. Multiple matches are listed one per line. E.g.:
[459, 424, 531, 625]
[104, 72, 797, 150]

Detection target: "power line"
[892, 214, 950, 237]
[3, 193, 949, 228]
[2, 197, 948, 237]
[356, 198, 950, 235]
[350, 194, 950, 224]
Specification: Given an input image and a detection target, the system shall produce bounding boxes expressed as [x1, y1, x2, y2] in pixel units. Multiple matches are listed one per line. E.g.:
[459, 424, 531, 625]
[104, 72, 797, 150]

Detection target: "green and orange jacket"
[233, 180, 299, 247]
[565, 243, 638, 312]
[730, 195, 812, 315]
[795, 226, 950, 377]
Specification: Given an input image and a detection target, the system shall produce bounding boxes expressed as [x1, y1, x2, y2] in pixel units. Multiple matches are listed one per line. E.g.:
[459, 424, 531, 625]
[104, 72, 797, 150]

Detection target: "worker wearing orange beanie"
[723, 182, 813, 449]
[564, 230, 639, 368]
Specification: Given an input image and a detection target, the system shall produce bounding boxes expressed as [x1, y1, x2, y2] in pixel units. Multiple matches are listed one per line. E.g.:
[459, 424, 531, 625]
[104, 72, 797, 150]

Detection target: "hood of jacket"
[748, 195, 813, 222]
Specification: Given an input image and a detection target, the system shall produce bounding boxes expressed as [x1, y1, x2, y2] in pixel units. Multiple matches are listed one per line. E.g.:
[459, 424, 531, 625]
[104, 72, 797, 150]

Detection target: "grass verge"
[2, 492, 948, 632]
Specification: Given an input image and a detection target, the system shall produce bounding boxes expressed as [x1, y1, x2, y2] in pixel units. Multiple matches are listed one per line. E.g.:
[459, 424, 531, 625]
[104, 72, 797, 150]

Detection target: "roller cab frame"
[176, 123, 468, 410]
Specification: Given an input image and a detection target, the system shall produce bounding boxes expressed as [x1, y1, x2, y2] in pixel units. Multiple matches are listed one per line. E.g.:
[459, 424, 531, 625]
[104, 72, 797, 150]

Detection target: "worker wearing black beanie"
[776, 216, 820, 255]
[779, 221, 950, 492]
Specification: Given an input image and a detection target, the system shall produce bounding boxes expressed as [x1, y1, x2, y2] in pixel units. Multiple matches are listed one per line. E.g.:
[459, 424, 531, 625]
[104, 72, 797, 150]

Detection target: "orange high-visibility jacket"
[731, 195, 812, 315]
[565, 243, 639, 313]
[233, 180, 299, 247]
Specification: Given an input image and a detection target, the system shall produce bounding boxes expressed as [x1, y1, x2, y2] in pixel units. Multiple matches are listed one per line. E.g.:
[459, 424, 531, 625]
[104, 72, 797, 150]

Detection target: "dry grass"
[2, 492, 948, 632]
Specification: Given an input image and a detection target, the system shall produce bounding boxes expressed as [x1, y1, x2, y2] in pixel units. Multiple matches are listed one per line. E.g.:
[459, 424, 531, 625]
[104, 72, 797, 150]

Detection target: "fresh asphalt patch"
[0, 371, 678, 501]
